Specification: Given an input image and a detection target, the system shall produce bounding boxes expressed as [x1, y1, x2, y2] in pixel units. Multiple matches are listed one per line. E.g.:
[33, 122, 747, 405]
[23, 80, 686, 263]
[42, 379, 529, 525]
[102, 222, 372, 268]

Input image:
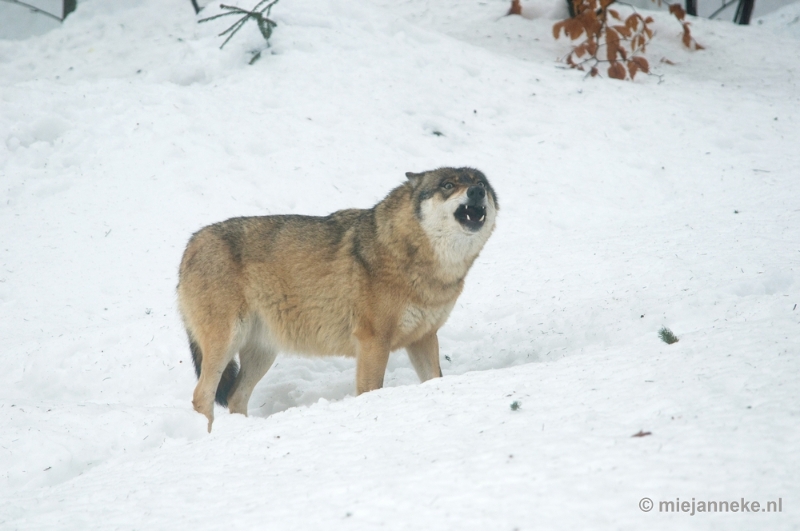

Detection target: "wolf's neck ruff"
[416, 183, 496, 284]
[418, 198, 494, 283]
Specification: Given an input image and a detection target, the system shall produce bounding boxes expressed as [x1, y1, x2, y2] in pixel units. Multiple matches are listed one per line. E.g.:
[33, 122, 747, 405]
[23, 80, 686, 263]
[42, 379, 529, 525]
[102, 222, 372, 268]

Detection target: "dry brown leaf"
[627, 60, 639, 79]
[606, 28, 620, 62]
[566, 19, 585, 40]
[608, 62, 627, 79]
[631, 55, 649, 73]
[552, 21, 565, 39]
[585, 14, 602, 36]
[669, 3, 686, 20]
[614, 24, 632, 38]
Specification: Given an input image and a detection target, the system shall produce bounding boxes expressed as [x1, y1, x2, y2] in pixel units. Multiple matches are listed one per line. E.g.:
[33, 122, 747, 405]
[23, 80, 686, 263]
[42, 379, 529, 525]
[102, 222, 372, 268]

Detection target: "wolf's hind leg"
[191, 322, 242, 432]
[406, 332, 442, 382]
[228, 337, 277, 416]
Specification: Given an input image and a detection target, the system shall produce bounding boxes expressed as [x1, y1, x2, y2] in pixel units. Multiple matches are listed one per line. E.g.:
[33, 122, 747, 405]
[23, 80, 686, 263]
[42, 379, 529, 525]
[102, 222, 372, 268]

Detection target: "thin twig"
[708, 0, 738, 19]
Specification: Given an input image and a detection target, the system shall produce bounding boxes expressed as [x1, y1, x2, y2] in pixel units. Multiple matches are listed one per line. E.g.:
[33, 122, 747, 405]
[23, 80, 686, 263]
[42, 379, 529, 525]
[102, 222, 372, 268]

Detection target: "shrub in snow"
[659, 326, 679, 344]
[199, 0, 279, 62]
[547, 0, 703, 80]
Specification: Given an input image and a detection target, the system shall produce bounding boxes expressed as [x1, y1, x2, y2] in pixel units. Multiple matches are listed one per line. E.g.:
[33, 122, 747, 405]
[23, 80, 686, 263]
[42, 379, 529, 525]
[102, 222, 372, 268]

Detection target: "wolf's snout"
[467, 185, 485, 202]
[454, 202, 486, 231]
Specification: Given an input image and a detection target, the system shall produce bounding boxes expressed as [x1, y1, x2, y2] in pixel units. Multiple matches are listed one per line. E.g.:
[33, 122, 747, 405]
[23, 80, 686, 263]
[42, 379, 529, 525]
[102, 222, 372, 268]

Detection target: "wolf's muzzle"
[455, 186, 487, 232]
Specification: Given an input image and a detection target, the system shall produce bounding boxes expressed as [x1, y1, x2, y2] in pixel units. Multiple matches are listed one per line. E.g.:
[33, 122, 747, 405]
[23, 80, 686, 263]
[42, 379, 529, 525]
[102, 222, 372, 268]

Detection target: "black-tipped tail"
[189, 337, 203, 379]
[215, 361, 238, 407]
[188, 335, 239, 407]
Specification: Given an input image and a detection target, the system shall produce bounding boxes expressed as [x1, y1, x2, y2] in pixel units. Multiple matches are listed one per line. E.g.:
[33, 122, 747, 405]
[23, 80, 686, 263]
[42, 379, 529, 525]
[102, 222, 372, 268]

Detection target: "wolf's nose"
[467, 185, 485, 201]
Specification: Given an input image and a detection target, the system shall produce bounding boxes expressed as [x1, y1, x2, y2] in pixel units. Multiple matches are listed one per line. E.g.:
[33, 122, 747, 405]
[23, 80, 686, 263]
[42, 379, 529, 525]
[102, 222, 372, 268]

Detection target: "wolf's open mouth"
[454, 204, 486, 231]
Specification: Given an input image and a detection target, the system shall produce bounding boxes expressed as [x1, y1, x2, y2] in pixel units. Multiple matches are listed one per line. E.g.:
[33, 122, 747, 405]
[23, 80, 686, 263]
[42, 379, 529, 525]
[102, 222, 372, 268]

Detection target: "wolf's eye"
[477, 181, 485, 187]
[442, 182, 454, 190]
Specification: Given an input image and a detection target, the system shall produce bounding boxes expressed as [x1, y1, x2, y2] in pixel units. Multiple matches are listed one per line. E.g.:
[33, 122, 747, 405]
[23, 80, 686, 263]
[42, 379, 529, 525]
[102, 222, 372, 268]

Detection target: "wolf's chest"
[398, 302, 454, 338]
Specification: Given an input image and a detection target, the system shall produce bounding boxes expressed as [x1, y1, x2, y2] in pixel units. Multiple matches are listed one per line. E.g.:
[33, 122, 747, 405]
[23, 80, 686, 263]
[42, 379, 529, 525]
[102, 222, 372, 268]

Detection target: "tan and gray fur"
[177, 167, 498, 431]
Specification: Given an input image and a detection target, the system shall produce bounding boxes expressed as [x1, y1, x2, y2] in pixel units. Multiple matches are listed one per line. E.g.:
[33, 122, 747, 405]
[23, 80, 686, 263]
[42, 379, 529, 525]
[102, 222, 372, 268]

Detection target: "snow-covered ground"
[1, 0, 799, 528]
[0, 1, 63, 40]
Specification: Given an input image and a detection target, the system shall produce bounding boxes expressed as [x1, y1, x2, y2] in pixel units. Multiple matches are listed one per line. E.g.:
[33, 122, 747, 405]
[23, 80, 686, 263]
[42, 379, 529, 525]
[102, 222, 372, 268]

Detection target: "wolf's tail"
[188, 334, 239, 407]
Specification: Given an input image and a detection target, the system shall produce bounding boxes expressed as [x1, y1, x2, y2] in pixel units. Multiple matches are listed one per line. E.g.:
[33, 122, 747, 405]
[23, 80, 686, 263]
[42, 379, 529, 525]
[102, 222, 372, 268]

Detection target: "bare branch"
[199, 0, 280, 50]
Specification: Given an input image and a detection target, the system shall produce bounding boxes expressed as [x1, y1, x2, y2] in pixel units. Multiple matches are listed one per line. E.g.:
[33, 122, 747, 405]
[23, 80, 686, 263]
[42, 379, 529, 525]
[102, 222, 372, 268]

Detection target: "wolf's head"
[406, 167, 498, 274]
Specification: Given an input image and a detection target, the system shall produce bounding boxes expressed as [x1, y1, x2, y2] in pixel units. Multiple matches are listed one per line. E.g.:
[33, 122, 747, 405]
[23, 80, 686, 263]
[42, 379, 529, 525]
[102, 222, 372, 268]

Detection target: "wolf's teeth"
[466, 213, 472, 221]
[479, 214, 485, 221]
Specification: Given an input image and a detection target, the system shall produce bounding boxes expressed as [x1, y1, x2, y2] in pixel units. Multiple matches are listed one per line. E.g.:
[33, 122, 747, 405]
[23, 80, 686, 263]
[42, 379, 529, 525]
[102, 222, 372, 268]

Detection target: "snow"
[755, 1, 800, 37]
[620, 0, 799, 20]
[1, 0, 799, 528]
[0, 1, 62, 40]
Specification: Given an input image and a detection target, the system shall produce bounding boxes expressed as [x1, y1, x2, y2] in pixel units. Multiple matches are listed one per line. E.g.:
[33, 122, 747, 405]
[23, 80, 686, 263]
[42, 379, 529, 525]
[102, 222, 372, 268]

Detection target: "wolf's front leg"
[355, 332, 390, 395]
[406, 331, 443, 382]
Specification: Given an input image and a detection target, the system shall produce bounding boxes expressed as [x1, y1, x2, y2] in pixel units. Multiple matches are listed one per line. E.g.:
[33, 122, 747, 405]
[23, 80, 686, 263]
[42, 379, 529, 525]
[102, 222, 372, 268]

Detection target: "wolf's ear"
[405, 171, 425, 186]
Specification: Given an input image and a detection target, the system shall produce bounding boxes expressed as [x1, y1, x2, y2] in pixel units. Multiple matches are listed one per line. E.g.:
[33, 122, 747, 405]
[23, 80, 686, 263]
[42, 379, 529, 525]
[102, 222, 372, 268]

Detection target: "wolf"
[177, 167, 498, 431]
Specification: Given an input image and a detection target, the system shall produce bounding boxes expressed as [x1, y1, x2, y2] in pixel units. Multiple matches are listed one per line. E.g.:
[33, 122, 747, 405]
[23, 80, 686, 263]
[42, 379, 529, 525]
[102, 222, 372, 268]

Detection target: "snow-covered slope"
[1, 0, 798, 528]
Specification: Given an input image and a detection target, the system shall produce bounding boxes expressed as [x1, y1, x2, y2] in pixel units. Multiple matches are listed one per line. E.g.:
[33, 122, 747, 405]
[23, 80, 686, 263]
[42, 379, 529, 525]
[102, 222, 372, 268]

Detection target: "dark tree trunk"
[190, 0, 201, 14]
[63, 0, 76, 19]
[734, 0, 755, 24]
[567, 0, 577, 18]
[685, 0, 697, 16]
